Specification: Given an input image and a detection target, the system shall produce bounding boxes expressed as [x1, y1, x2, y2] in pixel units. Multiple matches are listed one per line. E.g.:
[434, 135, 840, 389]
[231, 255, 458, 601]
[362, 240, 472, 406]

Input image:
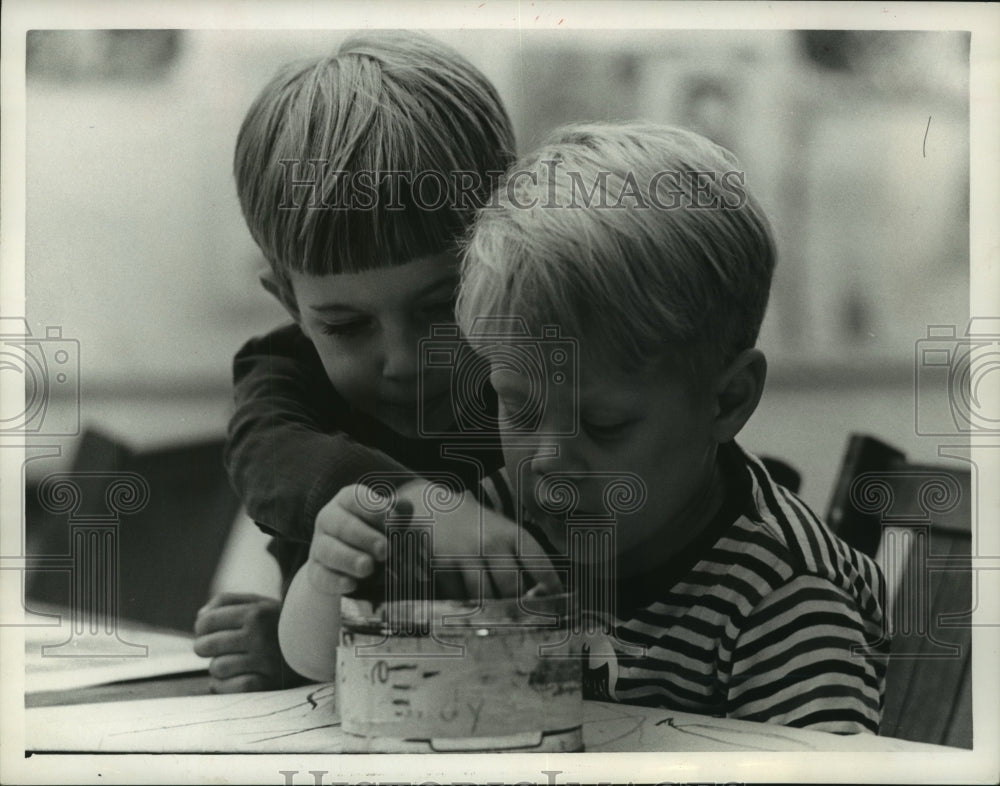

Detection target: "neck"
[618, 455, 727, 579]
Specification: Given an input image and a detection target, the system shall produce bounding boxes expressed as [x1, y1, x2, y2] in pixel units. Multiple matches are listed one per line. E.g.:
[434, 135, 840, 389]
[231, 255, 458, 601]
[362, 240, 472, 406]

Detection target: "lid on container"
[340, 592, 575, 636]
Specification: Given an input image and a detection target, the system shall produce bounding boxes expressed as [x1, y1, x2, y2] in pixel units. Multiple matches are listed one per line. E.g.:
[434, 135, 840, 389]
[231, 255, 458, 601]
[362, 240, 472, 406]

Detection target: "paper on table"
[24, 615, 208, 694]
[25, 683, 952, 754]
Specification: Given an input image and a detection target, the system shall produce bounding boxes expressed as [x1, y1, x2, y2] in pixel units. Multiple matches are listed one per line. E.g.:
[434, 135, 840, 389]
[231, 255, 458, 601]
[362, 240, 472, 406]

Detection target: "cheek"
[311, 340, 379, 404]
[609, 423, 713, 513]
[501, 442, 531, 482]
[611, 473, 693, 553]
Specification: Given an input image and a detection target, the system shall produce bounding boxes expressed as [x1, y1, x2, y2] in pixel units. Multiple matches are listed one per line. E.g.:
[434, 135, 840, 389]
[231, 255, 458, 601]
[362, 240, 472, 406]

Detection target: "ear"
[711, 348, 767, 443]
[260, 269, 301, 322]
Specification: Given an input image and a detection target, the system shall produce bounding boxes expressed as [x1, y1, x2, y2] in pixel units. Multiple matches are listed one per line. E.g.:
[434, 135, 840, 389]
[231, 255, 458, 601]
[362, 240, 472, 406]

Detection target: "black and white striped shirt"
[482, 442, 887, 734]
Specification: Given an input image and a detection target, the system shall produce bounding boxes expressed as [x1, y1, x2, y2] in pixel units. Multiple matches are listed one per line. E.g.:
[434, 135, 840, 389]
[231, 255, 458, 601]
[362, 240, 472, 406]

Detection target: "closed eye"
[319, 318, 372, 337]
[582, 419, 635, 441]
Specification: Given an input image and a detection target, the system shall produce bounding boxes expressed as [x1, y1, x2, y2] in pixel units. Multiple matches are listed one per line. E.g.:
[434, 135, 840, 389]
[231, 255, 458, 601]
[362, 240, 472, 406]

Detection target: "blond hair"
[458, 122, 776, 376]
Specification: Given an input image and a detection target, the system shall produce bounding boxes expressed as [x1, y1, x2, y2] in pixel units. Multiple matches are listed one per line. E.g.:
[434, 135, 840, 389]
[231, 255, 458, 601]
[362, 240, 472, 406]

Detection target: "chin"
[374, 395, 456, 439]
[525, 507, 568, 543]
[383, 417, 420, 438]
[366, 406, 416, 437]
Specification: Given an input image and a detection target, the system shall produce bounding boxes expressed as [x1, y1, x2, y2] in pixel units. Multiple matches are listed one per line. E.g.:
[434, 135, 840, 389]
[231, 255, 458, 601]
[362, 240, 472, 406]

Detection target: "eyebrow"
[307, 272, 456, 315]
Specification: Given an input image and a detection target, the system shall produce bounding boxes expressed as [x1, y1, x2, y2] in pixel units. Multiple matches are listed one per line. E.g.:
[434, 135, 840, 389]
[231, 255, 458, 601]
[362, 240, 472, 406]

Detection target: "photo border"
[2, 1, 997, 784]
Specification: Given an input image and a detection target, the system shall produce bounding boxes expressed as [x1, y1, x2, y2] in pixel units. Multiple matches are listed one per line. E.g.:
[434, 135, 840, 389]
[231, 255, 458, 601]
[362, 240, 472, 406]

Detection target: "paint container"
[336, 593, 583, 752]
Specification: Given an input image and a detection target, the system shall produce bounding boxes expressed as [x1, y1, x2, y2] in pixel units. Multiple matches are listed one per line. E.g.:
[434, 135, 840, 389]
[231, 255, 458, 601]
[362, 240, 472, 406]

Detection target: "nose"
[380, 323, 419, 381]
[526, 434, 586, 476]
[528, 441, 563, 474]
[523, 440, 589, 522]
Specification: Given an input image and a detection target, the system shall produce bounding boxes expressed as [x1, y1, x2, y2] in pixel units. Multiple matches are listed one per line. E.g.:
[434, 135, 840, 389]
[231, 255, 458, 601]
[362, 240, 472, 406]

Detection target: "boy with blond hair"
[283, 121, 887, 733]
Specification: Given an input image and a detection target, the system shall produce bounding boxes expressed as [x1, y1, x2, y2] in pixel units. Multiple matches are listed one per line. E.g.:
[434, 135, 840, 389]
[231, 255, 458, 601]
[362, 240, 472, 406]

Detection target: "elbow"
[278, 609, 337, 683]
[277, 572, 341, 683]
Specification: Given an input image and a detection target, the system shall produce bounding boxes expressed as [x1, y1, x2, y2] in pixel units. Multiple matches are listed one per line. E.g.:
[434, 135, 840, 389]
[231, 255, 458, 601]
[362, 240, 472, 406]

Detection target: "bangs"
[459, 213, 686, 374]
[234, 32, 515, 277]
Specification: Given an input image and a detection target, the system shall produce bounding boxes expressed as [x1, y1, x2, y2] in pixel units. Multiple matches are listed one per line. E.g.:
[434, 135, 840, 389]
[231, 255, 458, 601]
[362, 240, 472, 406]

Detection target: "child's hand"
[307, 484, 390, 596]
[193, 592, 286, 693]
[396, 480, 562, 601]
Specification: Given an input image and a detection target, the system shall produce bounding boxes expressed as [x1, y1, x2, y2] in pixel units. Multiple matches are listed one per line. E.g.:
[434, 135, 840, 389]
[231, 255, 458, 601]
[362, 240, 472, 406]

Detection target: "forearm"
[225, 325, 415, 539]
[228, 419, 412, 538]
[277, 566, 342, 683]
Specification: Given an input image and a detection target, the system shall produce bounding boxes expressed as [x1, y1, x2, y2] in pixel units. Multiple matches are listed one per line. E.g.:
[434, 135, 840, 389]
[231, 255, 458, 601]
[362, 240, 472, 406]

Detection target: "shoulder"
[732, 443, 885, 624]
[736, 572, 878, 650]
[725, 570, 885, 733]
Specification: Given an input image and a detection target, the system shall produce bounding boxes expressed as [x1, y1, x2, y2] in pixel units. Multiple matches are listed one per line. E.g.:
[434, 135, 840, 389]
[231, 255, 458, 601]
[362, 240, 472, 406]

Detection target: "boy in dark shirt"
[194, 32, 518, 691]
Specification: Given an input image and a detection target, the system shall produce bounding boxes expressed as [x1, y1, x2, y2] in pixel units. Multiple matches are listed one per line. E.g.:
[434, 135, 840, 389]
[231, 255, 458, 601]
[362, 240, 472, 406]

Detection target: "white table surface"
[21, 608, 951, 755]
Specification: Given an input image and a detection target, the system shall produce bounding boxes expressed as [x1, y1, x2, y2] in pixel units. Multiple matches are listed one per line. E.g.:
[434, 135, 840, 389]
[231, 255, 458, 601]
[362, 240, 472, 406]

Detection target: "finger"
[432, 568, 468, 602]
[208, 653, 279, 682]
[198, 592, 268, 614]
[306, 560, 357, 595]
[518, 537, 563, 597]
[522, 582, 557, 599]
[459, 561, 485, 603]
[193, 603, 261, 636]
[314, 505, 387, 561]
[209, 673, 274, 694]
[386, 498, 413, 525]
[484, 567, 520, 599]
[329, 484, 394, 529]
[193, 629, 248, 658]
[310, 533, 378, 578]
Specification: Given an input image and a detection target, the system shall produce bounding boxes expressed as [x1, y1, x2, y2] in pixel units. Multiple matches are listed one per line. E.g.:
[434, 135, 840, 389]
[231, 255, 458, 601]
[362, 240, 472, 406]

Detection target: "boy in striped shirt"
[455, 122, 887, 734]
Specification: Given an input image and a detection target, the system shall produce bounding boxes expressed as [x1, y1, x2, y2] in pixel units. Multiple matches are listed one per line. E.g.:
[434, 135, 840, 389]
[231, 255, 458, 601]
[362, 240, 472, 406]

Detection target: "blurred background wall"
[20, 28, 970, 512]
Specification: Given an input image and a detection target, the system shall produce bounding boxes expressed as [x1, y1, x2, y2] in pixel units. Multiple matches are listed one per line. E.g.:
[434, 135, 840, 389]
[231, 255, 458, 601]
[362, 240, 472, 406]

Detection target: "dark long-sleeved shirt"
[224, 323, 504, 587]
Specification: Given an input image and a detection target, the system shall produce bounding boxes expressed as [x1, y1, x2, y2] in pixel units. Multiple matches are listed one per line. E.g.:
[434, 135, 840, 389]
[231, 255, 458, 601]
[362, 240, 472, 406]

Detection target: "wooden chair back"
[826, 433, 972, 748]
[27, 429, 241, 633]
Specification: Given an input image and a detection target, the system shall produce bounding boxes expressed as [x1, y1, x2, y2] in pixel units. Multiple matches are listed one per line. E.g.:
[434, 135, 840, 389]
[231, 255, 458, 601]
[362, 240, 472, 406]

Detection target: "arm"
[205, 326, 417, 690]
[726, 575, 884, 734]
[225, 324, 416, 543]
[278, 568, 343, 683]
[278, 480, 561, 680]
[278, 484, 389, 682]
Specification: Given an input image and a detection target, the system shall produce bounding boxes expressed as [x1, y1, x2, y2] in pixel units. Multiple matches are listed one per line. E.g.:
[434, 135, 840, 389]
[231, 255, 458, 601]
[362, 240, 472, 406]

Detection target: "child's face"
[492, 356, 722, 570]
[289, 253, 459, 437]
